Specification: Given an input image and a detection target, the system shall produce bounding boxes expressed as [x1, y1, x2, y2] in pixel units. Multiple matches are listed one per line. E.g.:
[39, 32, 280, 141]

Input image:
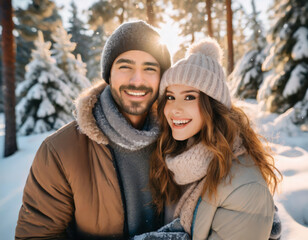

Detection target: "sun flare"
[158, 20, 181, 57]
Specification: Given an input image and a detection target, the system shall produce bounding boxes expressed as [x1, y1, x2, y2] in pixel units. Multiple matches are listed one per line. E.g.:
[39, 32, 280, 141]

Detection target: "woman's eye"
[185, 95, 196, 100]
[166, 95, 174, 100]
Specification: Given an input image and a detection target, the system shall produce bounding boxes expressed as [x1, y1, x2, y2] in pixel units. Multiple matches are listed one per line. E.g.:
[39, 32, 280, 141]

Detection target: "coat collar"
[74, 81, 109, 145]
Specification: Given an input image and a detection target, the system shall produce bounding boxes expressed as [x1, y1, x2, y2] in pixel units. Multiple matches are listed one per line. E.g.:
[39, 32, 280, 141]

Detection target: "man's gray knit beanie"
[159, 37, 231, 109]
[101, 20, 171, 84]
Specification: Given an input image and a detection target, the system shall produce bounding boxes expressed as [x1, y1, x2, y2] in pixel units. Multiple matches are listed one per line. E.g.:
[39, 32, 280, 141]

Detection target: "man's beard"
[110, 84, 157, 116]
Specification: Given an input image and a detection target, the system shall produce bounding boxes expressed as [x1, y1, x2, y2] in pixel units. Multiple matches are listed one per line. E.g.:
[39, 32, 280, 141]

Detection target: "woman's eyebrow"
[181, 90, 200, 94]
[166, 90, 199, 94]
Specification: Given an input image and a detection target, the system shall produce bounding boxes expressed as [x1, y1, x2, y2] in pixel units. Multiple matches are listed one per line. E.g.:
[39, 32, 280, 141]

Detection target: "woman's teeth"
[172, 119, 191, 126]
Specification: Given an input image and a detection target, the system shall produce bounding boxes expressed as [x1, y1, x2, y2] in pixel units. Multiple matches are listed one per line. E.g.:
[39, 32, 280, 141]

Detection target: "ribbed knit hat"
[159, 38, 231, 109]
[101, 20, 171, 84]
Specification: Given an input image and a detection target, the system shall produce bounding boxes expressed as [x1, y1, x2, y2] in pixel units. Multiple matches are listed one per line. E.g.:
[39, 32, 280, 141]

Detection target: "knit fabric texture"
[93, 86, 162, 236]
[166, 143, 213, 185]
[93, 85, 159, 151]
[166, 136, 246, 234]
[167, 136, 246, 186]
[159, 38, 231, 109]
[101, 20, 171, 83]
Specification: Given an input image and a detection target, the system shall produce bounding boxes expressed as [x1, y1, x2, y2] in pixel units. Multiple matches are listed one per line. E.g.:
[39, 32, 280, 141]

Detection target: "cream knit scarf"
[166, 136, 246, 234]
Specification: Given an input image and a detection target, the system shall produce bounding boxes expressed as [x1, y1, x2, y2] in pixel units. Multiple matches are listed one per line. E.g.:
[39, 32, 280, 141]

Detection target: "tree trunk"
[146, 0, 156, 26]
[119, 8, 124, 24]
[226, 0, 234, 75]
[206, 0, 213, 37]
[0, 0, 18, 157]
[118, 1, 125, 24]
[251, 0, 261, 51]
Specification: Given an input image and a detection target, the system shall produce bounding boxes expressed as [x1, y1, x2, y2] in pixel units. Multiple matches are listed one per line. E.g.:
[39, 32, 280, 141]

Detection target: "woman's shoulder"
[203, 154, 270, 206]
[196, 154, 275, 240]
[229, 154, 267, 187]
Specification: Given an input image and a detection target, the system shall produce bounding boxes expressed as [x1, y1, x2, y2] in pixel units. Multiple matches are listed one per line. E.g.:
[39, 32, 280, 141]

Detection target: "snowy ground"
[1, 99, 308, 239]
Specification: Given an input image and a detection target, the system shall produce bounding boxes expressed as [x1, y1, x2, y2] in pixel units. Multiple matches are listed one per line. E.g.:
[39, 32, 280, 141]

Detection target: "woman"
[149, 38, 282, 240]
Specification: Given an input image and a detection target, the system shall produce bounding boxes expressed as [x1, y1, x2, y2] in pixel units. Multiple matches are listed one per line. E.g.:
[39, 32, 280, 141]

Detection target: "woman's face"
[164, 84, 203, 141]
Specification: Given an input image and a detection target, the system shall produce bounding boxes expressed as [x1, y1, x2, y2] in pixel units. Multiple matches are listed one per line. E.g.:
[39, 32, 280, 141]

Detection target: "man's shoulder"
[45, 121, 82, 144]
[43, 121, 93, 157]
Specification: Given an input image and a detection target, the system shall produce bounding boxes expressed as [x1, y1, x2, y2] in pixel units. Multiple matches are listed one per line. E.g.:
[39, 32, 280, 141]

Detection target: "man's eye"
[145, 67, 157, 72]
[166, 95, 174, 100]
[185, 95, 196, 100]
[119, 65, 131, 69]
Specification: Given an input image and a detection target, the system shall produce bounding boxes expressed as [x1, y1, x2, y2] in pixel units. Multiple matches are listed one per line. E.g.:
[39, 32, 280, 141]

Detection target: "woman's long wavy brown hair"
[150, 91, 282, 213]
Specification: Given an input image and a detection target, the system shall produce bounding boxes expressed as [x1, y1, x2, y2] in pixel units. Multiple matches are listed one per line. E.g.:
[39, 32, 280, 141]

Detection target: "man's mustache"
[120, 85, 153, 93]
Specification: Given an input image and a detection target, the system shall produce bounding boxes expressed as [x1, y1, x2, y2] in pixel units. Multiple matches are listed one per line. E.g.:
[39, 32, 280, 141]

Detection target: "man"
[15, 20, 171, 239]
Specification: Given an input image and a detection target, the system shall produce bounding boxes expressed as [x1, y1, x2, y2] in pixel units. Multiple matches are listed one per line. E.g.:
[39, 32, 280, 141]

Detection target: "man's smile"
[124, 90, 147, 97]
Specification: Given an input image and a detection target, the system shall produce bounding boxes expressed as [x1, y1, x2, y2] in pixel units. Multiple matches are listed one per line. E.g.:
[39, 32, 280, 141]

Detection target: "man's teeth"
[126, 91, 146, 96]
[172, 119, 190, 126]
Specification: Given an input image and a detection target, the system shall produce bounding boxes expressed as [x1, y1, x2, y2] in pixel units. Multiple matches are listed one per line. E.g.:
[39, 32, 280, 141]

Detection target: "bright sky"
[12, 0, 272, 55]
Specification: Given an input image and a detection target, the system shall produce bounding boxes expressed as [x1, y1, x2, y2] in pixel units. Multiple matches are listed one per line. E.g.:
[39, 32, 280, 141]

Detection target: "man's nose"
[129, 70, 144, 85]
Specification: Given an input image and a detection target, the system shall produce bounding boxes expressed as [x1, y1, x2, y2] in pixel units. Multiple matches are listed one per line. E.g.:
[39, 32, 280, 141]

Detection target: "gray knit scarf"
[93, 86, 161, 236]
[93, 85, 159, 151]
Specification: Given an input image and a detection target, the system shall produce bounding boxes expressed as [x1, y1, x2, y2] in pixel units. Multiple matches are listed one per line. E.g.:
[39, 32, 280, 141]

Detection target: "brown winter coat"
[15, 82, 127, 239]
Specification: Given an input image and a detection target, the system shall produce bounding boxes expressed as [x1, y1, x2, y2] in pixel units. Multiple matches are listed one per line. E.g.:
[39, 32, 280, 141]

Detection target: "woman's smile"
[171, 118, 192, 128]
[164, 84, 203, 141]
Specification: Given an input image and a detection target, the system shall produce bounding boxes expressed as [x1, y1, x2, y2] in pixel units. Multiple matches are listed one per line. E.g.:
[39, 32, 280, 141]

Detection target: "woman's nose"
[171, 101, 183, 114]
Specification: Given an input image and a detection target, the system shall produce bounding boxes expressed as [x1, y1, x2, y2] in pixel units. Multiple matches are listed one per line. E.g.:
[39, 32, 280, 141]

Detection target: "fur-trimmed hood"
[74, 81, 109, 145]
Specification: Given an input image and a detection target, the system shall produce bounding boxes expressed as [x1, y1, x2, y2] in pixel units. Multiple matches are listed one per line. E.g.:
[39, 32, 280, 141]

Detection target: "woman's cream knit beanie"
[159, 37, 231, 109]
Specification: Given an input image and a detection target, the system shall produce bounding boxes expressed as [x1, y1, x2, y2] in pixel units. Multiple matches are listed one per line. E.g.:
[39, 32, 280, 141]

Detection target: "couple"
[15, 21, 281, 240]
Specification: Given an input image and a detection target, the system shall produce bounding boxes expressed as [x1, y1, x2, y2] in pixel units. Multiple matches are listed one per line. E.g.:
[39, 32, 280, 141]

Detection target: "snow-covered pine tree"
[87, 0, 165, 28]
[170, 0, 206, 44]
[228, 0, 266, 99]
[257, 0, 308, 125]
[15, 0, 62, 42]
[232, 5, 250, 63]
[14, 0, 62, 84]
[67, 1, 91, 64]
[16, 31, 75, 135]
[51, 25, 91, 98]
[86, 25, 106, 82]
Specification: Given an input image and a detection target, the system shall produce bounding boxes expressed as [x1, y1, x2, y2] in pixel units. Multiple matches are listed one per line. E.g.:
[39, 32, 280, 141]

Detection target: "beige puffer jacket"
[192, 155, 275, 240]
